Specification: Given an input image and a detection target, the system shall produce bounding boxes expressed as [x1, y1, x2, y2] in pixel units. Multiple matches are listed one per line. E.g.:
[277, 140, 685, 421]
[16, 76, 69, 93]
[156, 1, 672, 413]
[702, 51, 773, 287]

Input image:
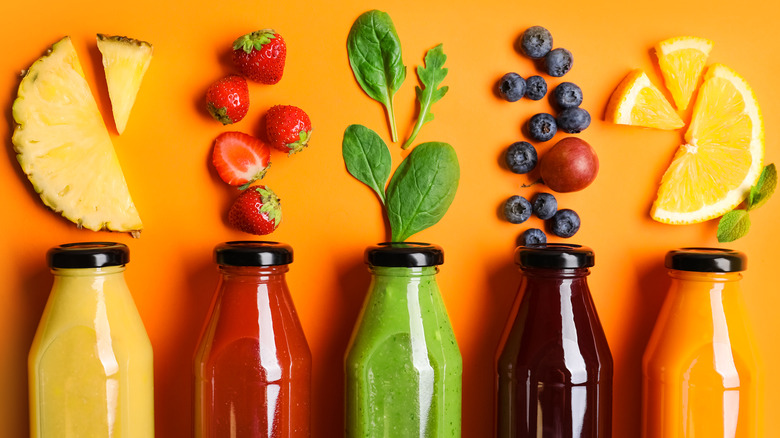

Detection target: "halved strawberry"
[212, 131, 271, 189]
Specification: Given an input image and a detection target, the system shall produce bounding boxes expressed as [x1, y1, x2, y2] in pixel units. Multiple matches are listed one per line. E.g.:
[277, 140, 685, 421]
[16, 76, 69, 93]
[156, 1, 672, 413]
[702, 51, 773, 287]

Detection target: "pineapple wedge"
[12, 36, 142, 234]
[97, 34, 153, 134]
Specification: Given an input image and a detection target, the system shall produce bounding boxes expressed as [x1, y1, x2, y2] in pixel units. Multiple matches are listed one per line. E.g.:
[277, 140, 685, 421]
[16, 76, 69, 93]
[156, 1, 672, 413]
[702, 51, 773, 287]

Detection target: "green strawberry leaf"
[747, 163, 776, 211]
[233, 29, 277, 53]
[403, 44, 449, 150]
[717, 209, 751, 243]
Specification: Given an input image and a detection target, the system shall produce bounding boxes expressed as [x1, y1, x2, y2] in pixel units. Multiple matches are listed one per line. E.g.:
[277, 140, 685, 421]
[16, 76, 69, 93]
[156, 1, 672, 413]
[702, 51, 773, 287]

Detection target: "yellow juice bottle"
[642, 248, 763, 438]
[28, 242, 154, 437]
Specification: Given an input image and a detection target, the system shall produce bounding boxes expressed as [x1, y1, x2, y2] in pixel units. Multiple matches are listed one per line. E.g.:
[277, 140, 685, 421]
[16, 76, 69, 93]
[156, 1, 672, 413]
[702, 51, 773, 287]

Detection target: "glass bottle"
[642, 248, 763, 437]
[345, 242, 462, 437]
[28, 242, 154, 437]
[496, 243, 612, 437]
[194, 241, 311, 437]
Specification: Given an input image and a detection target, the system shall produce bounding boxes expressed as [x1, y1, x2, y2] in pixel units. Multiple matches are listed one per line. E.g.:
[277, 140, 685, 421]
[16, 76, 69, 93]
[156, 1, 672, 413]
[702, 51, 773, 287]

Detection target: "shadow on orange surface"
[4, 72, 38, 204]
[463, 259, 519, 435]
[86, 40, 116, 136]
[311, 254, 368, 434]
[15, 261, 52, 436]
[154, 255, 216, 437]
[612, 259, 669, 437]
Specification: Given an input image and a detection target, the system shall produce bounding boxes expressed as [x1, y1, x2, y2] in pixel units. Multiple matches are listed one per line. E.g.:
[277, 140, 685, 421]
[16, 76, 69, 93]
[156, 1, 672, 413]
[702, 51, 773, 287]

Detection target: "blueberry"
[524, 75, 547, 101]
[549, 209, 580, 238]
[505, 142, 538, 174]
[557, 107, 591, 133]
[498, 73, 526, 102]
[520, 228, 547, 246]
[504, 196, 532, 224]
[553, 82, 583, 109]
[520, 26, 553, 59]
[544, 48, 573, 77]
[527, 113, 557, 142]
[531, 193, 557, 220]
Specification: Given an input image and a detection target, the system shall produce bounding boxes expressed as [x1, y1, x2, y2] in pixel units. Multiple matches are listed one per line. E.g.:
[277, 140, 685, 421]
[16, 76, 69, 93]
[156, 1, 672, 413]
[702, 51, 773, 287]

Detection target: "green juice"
[346, 264, 462, 437]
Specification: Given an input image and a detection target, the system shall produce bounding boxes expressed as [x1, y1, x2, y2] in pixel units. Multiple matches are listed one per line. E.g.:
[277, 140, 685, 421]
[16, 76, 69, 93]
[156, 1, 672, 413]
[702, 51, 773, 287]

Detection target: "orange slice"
[605, 69, 684, 130]
[655, 36, 714, 111]
[651, 64, 764, 224]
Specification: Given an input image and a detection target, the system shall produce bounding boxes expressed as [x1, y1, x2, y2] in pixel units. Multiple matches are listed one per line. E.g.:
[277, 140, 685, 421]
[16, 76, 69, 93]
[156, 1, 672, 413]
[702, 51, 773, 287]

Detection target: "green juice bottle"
[345, 243, 462, 437]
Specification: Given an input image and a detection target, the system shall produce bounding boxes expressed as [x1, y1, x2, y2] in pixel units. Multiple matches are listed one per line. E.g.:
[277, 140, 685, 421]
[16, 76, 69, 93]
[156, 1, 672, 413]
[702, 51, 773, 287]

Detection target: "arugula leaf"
[386, 142, 459, 242]
[347, 10, 406, 143]
[747, 163, 776, 211]
[717, 209, 751, 243]
[402, 44, 449, 150]
[342, 125, 392, 203]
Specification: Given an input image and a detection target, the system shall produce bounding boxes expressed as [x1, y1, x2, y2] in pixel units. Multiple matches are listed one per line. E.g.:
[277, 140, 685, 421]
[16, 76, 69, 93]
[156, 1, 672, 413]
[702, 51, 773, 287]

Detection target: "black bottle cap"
[215, 241, 293, 267]
[515, 243, 594, 269]
[365, 242, 444, 267]
[47, 242, 130, 269]
[665, 248, 746, 273]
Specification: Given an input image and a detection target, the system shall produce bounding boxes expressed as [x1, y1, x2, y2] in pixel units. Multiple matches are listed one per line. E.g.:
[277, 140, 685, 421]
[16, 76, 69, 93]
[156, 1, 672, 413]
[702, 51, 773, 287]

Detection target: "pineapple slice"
[12, 36, 142, 234]
[97, 34, 153, 134]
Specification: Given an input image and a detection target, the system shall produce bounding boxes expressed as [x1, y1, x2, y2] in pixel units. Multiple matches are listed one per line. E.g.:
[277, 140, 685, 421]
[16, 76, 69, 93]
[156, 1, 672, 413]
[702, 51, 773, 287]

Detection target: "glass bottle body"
[194, 264, 311, 438]
[346, 265, 462, 437]
[29, 265, 155, 438]
[497, 267, 612, 438]
[642, 270, 763, 438]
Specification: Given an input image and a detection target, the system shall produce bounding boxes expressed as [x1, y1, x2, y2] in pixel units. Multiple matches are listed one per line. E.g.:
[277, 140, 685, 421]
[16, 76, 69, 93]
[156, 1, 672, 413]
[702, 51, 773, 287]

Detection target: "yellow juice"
[28, 243, 154, 437]
[642, 249, 763, 438]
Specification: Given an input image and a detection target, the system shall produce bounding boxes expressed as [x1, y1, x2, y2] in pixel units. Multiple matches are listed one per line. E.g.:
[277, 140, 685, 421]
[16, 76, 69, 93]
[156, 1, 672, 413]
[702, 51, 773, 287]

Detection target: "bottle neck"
[369, 265, 439, 278]
[49, 265, 129, 299]
[519, 267, 591, 303]
[666, 270, 743, 304]
[51, 265, 126, 277]
[218, 264, 289, 282]
[668, 269, 742, 283]
[521, 266, 590, 279]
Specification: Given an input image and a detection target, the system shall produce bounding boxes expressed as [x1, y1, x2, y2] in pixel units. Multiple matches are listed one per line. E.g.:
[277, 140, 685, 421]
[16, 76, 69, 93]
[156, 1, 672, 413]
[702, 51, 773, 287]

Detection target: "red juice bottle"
[496, 244, 612, 437]
[194, 241, 311, 437]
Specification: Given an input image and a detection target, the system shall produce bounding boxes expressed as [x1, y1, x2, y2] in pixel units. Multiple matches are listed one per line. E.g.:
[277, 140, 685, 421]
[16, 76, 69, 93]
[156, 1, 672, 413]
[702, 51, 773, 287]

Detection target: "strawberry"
[206, 75, 250, 124]
[212, 132, 271, 189]
[228, 185, 282, 235]
[232, 29, 286, 84]
[266, 105, 312, 154]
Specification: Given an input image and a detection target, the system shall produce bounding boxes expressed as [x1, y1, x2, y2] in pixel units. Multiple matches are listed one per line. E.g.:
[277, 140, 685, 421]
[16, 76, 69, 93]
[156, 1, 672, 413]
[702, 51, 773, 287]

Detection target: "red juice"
[496, 244, 612, 437]
[194, 241, 311, 437]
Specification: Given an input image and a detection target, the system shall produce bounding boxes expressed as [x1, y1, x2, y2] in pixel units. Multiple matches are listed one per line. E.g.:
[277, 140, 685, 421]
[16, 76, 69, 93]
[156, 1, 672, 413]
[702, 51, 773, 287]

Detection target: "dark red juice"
[496, 244, 612, 438]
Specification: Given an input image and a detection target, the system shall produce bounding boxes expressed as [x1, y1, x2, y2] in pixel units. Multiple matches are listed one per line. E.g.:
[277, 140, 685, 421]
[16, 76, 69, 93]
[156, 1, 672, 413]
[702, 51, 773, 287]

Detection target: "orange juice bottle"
[642, 248, 763, 438]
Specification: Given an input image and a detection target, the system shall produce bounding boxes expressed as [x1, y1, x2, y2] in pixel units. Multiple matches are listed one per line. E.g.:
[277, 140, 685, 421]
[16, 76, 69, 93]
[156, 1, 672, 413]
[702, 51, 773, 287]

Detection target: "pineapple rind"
[12, 36, 143, 233]
[97, 34, 153, 134]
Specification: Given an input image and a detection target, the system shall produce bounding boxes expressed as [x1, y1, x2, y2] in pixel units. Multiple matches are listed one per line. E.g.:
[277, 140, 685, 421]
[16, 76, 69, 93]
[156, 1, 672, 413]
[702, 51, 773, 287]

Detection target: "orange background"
[1, 0, 779, 436]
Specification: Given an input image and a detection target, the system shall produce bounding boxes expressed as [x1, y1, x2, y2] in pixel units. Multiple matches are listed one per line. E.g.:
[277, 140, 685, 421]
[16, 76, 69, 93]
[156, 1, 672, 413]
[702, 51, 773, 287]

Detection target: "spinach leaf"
[403, 44, 449, 149]
[342, 124, 391, 203]
[386, 142, 459, 242]
[347, 10, 406, 142]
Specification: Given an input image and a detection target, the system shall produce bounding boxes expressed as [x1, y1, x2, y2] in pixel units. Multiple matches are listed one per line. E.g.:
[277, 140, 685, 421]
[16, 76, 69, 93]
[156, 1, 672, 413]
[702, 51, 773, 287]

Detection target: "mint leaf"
[717, 209, 751, 242]
[747, 163, 776, 211]
[402, 44, 449, 149]
[342, 125, 392, 203]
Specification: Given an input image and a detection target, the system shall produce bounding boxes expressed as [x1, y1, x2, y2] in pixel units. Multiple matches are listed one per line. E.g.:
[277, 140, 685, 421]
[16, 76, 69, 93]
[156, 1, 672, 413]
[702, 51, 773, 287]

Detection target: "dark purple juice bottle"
[496, 244, 612, 437]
